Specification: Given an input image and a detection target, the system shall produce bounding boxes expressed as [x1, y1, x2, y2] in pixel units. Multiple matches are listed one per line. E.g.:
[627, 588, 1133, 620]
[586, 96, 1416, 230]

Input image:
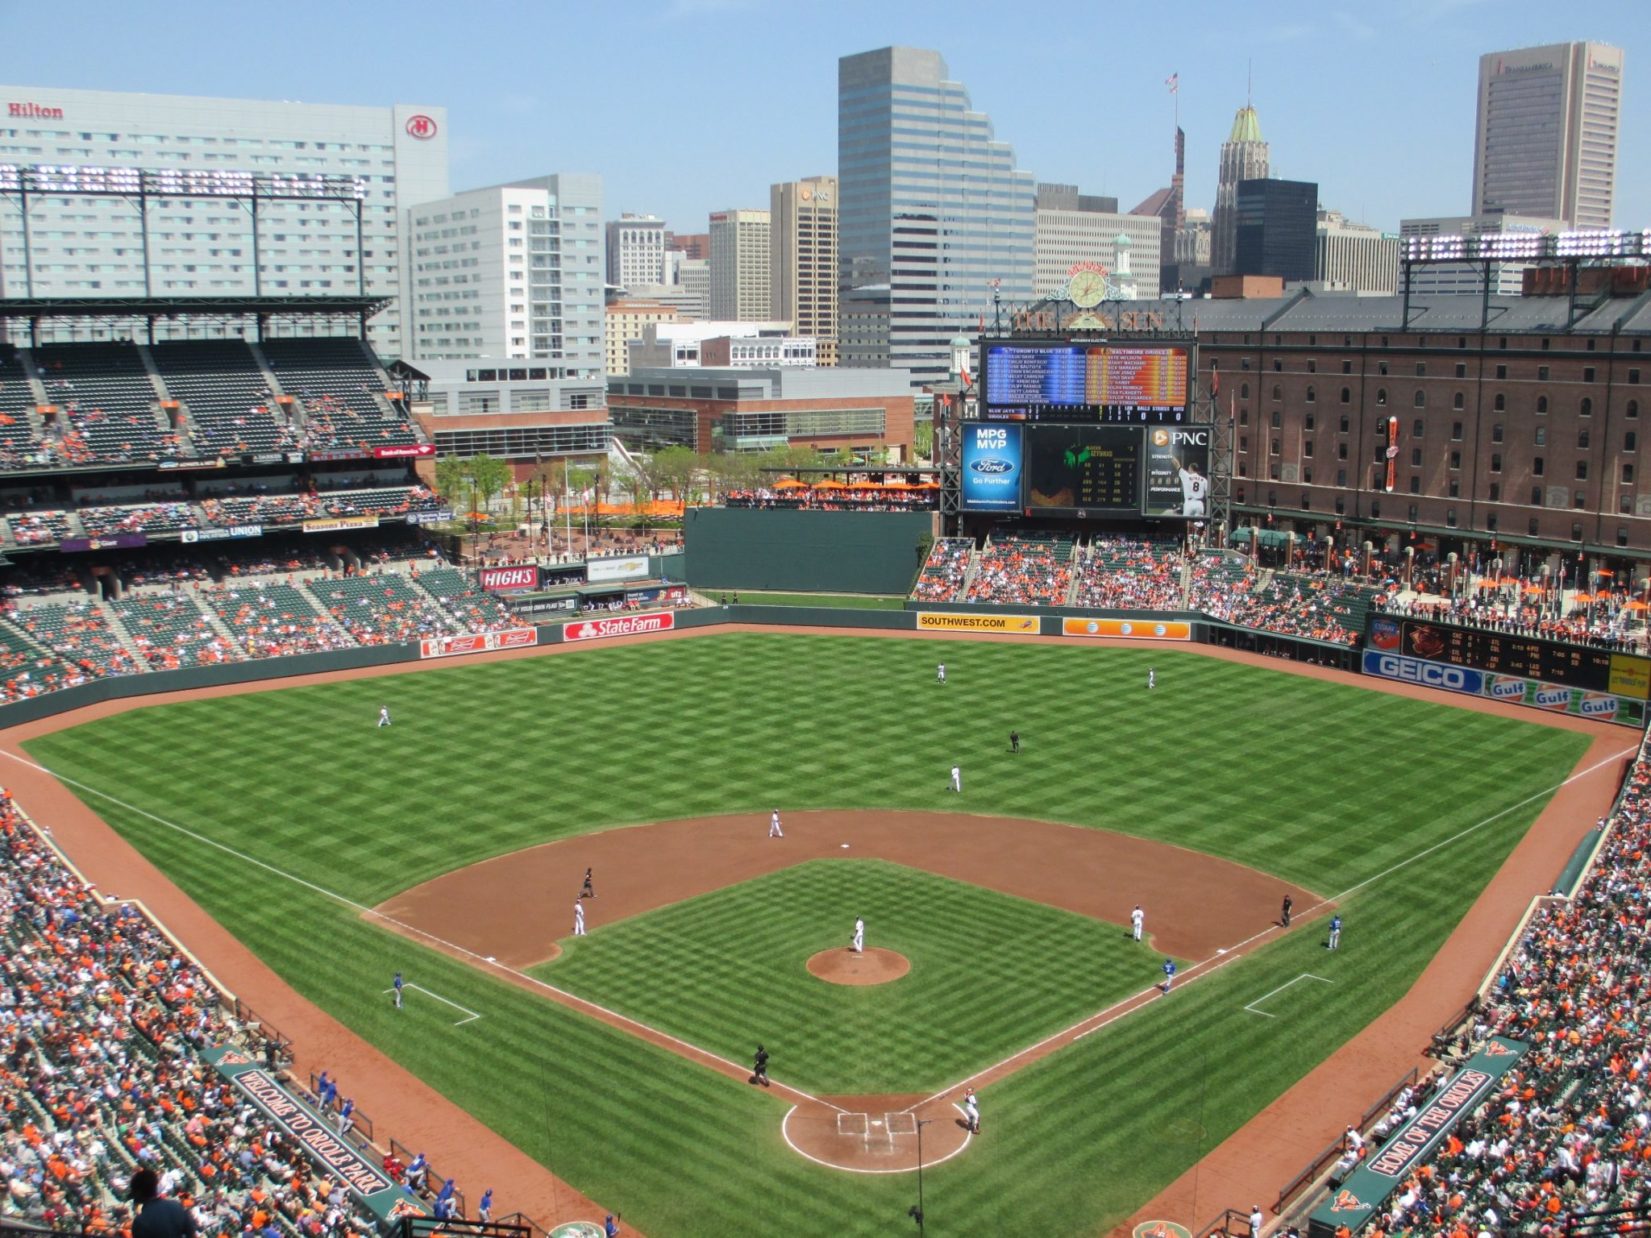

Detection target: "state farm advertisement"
[478, 564, 541, 592]
[561, 611, 676, 643]
[419, 628, 536, 659]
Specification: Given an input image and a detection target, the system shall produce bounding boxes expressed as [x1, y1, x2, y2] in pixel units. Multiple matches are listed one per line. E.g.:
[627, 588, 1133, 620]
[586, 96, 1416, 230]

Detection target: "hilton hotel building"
[0, 86, 450, 357]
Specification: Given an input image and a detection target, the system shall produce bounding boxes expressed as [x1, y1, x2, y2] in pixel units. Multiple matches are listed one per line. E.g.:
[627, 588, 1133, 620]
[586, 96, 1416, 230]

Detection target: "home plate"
[1217, 948, 1227, 954]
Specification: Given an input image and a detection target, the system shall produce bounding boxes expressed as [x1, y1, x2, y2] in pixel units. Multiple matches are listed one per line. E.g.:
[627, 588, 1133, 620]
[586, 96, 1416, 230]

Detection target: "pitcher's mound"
[807, 947, 909, 986]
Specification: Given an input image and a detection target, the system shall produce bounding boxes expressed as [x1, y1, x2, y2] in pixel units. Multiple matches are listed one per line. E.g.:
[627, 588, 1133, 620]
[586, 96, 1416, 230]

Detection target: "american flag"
[1165, 72, 1179, 93]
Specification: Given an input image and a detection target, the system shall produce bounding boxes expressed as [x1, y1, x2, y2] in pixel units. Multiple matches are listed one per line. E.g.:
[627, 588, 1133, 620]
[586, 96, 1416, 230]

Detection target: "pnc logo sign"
[404, 114, 438, 140]
[1152, 429, 1209, 447]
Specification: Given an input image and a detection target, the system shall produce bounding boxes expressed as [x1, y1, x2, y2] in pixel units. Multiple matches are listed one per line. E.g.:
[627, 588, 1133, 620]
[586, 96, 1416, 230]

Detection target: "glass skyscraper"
[838, 47, 1035, 387]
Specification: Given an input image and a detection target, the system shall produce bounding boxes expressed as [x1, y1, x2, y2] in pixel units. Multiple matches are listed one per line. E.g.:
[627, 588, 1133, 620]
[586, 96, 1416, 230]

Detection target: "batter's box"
[884, 1111, 918, 1137]
[835, 1112, 869, 1138]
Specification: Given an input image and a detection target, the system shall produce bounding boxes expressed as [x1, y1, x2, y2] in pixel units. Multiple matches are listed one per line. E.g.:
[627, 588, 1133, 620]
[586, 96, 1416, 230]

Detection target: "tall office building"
[1211, 105, 1269, 276]
[407, 172, 603, 376]
[770, 176, 839, 365]
[1314, 211, 1399, 293]
[1234, 178, 1317, 282]
[0, 84, 449, 356]
[1472, 42, 1624, 228]
[605, 214, 668, 288]
[1399, 213, 1568, 295]
[708, 209, 771, 321]
[838, 47, 1035, 386]
[1034, 184, 1161, 300]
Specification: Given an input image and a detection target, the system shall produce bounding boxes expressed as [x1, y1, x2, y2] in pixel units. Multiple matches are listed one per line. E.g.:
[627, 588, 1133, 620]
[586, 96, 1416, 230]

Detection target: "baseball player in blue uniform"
[1328, 914, 1342, 950]
[393, 971, 403, 1009]
[1162, 959, 1177, 992]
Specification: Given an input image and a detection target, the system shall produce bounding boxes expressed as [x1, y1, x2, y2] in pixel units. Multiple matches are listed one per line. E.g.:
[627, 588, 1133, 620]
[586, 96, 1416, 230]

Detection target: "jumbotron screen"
[961, 422, 1211, 519]
[981, 340, 1191, 422]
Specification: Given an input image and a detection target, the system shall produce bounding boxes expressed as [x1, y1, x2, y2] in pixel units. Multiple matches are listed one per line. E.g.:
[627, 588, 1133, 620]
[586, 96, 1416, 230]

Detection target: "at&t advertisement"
[961, 423, 1024, 512]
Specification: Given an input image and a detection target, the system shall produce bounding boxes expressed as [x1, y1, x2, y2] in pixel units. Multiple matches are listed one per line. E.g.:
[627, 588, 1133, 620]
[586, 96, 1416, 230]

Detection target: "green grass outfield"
[540, 859, 1170, 1094]
[23, 632, 1592, 1235]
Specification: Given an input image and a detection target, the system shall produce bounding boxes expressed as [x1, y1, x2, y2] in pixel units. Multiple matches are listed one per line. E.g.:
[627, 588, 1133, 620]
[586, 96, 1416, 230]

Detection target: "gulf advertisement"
[960, 423, 1024, 512]
[1142, 427, 1211, 519]
[418, 628, 536, 660]
[915, 612, 1039, 634]
[1362, 651, 1643, 725]
[1062, 617, 1192, 641]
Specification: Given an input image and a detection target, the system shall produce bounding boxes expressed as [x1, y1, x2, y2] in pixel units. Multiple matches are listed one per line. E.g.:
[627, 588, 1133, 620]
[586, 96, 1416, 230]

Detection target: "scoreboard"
[981, 340, 1192, 422]
[961, 421, 1212, 519]
[1025, 425, 1140, 514]
[1378, 617, 1651, 700]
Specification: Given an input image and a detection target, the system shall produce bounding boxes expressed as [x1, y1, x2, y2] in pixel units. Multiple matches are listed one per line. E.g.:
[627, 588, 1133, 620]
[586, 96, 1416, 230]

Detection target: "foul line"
[0, 747, 842, 1114]
[780, 1104, 972, 1176]
[909, 741, 1637, 1110]
[1243, 973, 1332, 1019]
[382, 983, 481, 1026]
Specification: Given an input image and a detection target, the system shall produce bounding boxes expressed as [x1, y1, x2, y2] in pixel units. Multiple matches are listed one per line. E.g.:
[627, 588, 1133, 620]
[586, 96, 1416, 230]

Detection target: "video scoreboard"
[981, 340, 1192, 423]
[961, 421, 1211, 519]
[1369, 616, 1651, 700]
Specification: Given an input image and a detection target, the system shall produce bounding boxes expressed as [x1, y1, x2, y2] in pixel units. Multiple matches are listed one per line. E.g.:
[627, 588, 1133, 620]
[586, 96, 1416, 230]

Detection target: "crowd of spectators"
[8, 512, 75, 548]
[965, 534, 1074, 606]
[1351, 732, 1651, 1235]
[1072, 537, 1185, 610]
[1380, 589, 1646, 654]
[10, 602, 141, 677]
[724, 485, 937, 513]
[79, 503, 199, 539]
[911, 539, 974, 603]
[0, 788, 434, 1235]
[199, 583, 356, 659]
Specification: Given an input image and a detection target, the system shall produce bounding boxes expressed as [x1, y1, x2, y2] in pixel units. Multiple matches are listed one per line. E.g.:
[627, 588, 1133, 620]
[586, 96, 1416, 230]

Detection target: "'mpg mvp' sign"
[961, 423, 1024, 511]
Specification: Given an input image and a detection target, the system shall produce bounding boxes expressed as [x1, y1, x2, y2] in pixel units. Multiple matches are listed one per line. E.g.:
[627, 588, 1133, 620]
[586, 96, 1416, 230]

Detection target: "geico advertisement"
[960, 424, 1024, 512]
[1362, 651, 1484, 694]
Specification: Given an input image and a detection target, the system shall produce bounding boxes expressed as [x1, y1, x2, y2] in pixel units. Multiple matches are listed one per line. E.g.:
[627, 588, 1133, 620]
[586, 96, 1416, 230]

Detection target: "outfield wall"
[683, 508, 934, 595]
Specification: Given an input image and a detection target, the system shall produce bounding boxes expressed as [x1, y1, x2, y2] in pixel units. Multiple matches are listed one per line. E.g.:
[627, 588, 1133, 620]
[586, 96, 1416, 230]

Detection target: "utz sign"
[562, 611, 675, 643]
[478, 564, 541, 592]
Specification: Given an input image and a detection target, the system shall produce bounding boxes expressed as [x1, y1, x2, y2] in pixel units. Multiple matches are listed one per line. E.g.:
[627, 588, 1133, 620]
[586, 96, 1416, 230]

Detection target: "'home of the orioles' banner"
[201, 1046, 428, 1224]
[1306, 1037, 1528, 1238]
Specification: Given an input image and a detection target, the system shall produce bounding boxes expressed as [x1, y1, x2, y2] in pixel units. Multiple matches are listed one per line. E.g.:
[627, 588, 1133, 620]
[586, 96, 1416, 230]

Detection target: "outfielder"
[1131, 905, 1144, 942]
[769, 809, 783, 838]
[1328, 914, 1342, 950]
[1147, 668, 1156, 690]
[852, 917, 865, 953]
[377, 705, 392, 727]
[392, 971, 403, 1009]
[937, 662, 946, 684]
[1162, 959, 1176, 992]
[573, 900, 587, 936]
[950, 764, 962, 793]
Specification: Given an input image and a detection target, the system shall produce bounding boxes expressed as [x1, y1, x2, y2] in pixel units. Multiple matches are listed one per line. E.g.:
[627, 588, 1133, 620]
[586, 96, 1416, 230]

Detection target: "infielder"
[573, 900, 587, 936]
[1131, 905, 1144, 942]
[852, 917, 865, 953]
[937, 662, 946, 684]
[377, 705, 392, 727]
[769, 809, 783, 838]
[1328, 914, 1342, 950]
[1162, 959, 1176, 992]
[950, 764, 962, 793]
[392, 971, 404, 1009]
[962, 1086, 980, 1134]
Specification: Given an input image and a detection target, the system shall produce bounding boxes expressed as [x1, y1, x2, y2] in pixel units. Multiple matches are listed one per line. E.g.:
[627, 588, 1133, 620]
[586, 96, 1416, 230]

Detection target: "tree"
[434, 455, 468, 508]
[653, 446, 699, 504]
[468, 454, 510, 514]
[912, 421, 934, 462]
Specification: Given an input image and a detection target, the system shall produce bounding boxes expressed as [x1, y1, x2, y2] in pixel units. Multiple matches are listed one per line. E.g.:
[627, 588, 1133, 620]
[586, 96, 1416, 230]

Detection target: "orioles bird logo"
[1330, 1190, 1367, 1212]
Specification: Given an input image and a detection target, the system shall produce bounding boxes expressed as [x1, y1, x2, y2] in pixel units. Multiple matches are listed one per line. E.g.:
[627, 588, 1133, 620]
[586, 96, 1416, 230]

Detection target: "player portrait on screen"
[1176, 456, 1208, 517]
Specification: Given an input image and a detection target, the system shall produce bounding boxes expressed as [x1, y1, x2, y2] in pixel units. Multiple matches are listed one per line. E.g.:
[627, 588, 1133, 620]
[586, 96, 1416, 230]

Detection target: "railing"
[1273, 1068, 1420, 1214]
[1425, 995, 1480, 1060]
[394, 1218, 534, 1238]
[1196, 1207, 1251, 1238]
[391, 1137, 467, 1219]
[229, 994, 294, 1063]
[304, 1069, 378, 1145]
[1563, 1202, 1651, 1236]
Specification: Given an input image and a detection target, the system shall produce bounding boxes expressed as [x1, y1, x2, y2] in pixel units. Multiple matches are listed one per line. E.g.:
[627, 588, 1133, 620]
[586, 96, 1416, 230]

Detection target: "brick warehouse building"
[1186, 285, 1651, 570]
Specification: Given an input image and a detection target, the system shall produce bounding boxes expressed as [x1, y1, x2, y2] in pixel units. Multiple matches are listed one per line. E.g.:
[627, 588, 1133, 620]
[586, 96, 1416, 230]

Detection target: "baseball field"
[18, 630, 1600, 1235]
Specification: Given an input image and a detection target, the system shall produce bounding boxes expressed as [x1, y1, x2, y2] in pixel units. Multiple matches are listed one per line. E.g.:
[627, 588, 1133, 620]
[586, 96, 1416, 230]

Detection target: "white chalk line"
[0, 747, 841, 1114]
[381, 983, 481, 1026]
[908, 741, 1637, 1110]
[1243, 973, 1332, 1019]
[781, 1104, 972, 1176]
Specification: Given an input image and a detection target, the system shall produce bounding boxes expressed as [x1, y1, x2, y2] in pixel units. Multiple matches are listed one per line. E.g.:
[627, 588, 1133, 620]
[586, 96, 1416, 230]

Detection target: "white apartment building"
[1034, 192, 1163, 300]
[605, 213, 667, 288]
[0, 84, 449, 356]
[626, 320, 803, 369]
[1314, 212, 1399, 293]
[708, 209, 771, 320]
[407, 173, 603, 377]
[1399, 212, 1568, 295]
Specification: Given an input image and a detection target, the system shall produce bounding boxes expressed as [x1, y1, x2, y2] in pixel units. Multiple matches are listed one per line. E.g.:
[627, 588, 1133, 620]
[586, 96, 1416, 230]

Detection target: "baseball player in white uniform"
[769, 809, 783, 838]
[573, 900, 586, 936]
[377, 705, 392, 727]
[1178, 462, 1208, 518]
[937, 662, 946, 683]
[1131, 905, 1144, 942]
[950, 764, 962, 793]
[962, 1086, 980, 1134]
[852, 917, 865, 953]
[1147, 668, 1156, 690]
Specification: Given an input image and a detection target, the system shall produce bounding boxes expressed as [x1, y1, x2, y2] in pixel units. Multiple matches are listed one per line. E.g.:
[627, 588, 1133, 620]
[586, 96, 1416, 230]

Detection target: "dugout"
[684, 508, 936, 594]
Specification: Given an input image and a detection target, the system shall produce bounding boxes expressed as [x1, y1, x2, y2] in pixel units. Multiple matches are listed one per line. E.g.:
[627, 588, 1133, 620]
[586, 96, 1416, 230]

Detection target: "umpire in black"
[750, 1044, 770, 1087]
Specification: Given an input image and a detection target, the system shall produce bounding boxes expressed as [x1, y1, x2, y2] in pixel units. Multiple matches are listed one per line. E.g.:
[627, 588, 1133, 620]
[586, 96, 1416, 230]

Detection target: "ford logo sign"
[970, 457, 1013, 474]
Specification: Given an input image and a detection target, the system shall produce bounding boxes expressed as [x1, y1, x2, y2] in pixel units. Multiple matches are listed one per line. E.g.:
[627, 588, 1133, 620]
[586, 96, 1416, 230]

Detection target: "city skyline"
[7, 0, 1643, 248]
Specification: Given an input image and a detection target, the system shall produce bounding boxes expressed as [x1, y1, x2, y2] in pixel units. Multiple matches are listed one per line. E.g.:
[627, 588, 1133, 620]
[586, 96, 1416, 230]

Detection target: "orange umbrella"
[772, 478, 807, 490]
[1572, 592, 1595, 603]
[813, 478, 847, 490]
[1627, 600, 1649, 612]
[1597, 569, 1615, 577]
[1523, 583, 1545, 595]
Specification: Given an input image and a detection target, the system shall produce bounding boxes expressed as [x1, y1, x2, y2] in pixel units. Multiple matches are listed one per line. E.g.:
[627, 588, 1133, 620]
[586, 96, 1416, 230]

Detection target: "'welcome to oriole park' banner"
[202, 1046, 429, 1224]
[915, 612, 1040, 634]
[1307, 1036, 1528, 1238]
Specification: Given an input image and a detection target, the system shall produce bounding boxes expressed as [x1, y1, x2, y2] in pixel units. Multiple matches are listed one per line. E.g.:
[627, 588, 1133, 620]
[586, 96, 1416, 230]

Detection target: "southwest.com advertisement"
[1362, 650, 1646, 727]
[961, 423, 1024, 512]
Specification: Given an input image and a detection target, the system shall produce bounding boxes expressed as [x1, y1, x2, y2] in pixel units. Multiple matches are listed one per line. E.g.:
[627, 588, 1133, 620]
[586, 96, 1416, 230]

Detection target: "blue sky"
[9, 0, 1646, 233]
